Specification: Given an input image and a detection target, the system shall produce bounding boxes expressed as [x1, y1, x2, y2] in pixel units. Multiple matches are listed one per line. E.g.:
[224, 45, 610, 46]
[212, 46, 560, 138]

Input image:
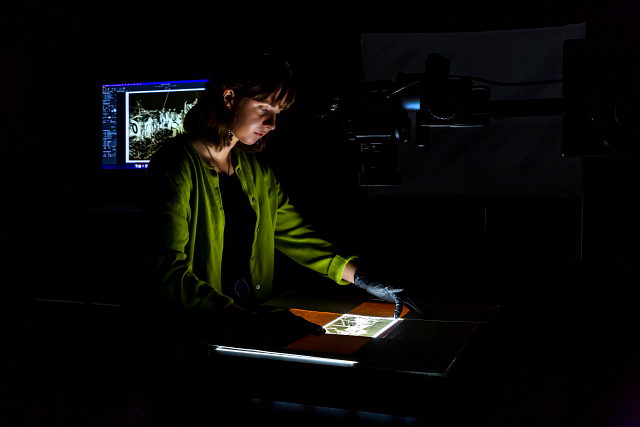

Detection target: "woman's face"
[227, 92, 282, 146]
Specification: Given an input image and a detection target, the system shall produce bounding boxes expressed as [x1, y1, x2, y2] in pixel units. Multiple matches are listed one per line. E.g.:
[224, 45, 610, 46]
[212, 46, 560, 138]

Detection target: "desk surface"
[202, 292, 499, 376]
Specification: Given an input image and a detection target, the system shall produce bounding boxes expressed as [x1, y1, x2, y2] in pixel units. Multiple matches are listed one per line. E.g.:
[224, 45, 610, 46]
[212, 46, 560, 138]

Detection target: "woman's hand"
[353, 269, 425, 319]
[218, 303, 257, 332]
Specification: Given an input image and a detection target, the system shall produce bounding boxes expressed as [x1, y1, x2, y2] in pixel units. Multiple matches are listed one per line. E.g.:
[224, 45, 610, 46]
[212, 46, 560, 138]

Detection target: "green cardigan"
[143, 135, 357, 313]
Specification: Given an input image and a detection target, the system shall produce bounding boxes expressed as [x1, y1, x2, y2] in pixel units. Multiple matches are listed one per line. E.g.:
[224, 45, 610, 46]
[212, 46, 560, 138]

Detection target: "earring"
[227, 128, 233, 140]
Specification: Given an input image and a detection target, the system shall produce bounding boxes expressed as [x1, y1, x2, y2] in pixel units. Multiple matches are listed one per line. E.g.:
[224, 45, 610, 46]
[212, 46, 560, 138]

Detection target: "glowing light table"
[202, 291, 499, 377]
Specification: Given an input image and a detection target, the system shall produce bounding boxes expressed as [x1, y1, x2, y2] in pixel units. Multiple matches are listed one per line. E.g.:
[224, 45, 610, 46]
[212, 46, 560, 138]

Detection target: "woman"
[143, 54, 418, 336]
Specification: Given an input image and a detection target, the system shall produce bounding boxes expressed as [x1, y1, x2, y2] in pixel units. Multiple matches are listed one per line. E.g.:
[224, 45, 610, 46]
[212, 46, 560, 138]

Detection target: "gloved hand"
[353, 269, 425, 319]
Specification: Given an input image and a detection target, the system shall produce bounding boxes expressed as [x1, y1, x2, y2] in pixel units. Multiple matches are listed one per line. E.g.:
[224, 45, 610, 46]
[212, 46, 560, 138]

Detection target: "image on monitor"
[102, 79, 207, 169]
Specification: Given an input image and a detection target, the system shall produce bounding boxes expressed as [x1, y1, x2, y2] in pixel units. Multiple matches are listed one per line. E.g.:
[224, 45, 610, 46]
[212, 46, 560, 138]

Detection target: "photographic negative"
[323, 314, 399, 338]
[126, 89, 204, 162]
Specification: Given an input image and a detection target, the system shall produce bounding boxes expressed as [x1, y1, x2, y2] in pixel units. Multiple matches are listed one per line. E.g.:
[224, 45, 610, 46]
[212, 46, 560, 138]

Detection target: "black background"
[2, 1, 640, 426]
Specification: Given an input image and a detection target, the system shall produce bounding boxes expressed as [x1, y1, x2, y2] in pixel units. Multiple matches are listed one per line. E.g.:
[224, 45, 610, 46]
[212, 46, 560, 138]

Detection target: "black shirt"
[219, 171, 256, 305]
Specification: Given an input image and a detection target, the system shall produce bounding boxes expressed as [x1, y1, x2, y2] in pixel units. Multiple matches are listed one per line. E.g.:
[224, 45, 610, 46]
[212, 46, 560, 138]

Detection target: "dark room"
[2, 1, 640, 426]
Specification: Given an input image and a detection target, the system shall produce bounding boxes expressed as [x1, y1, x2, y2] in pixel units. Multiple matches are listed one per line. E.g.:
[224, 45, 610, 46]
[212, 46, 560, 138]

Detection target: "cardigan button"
[237, 168, 242, 174]
[255, 285, 261, 290]
[251, 197, 257, 203]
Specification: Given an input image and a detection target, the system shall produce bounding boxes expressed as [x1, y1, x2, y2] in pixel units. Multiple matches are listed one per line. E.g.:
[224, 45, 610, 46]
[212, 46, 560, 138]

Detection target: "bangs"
[253, 82, 295, 111]
[236, 54, 296, 111]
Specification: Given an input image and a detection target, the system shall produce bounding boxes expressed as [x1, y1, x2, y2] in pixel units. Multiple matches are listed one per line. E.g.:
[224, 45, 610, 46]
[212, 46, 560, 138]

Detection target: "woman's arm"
[273, 178, 358, 286]
[341, 261, 358, 283]
[143, 151, 233, 313]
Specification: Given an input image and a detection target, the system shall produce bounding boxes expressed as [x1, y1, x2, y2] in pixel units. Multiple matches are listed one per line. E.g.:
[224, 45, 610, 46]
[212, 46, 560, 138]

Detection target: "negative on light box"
[323, 314, 400, 338]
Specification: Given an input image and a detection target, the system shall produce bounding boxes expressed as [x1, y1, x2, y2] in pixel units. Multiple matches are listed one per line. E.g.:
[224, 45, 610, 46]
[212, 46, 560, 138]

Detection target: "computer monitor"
[102, 79, 207, 169]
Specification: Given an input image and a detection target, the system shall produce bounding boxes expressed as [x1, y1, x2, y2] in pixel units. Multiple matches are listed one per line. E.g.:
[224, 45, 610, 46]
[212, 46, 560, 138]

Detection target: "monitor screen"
[102, 79, 207, 169]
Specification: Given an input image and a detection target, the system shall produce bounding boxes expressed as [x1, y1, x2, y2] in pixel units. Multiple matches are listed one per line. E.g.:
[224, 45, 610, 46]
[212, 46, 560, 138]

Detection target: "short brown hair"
[183, 53, 295, 153]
